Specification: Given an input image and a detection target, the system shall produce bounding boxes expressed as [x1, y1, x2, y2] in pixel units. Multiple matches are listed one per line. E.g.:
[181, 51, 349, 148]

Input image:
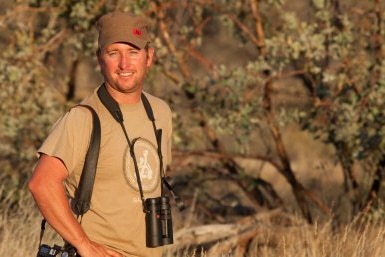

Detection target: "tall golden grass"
[1, 188, 385, 257]
[0, 188, 61, 256]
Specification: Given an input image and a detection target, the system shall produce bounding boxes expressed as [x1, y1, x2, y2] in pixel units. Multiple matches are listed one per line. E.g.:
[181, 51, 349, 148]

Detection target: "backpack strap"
[71, 104, 101, 216]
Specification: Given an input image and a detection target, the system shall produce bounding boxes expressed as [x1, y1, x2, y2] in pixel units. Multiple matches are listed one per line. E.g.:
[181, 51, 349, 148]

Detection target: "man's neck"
[105, 84, 142, 104]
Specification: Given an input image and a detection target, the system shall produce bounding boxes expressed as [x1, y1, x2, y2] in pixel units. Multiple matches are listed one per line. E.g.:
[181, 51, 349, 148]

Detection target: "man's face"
[98, 42, 154, 96]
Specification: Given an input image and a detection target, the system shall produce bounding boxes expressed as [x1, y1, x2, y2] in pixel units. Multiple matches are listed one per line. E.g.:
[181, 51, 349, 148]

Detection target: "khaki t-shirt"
[38, 86, 172, 257]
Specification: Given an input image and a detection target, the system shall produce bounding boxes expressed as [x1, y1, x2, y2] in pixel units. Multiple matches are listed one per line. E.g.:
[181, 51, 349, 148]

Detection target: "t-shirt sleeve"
[37, 106, 93, 174]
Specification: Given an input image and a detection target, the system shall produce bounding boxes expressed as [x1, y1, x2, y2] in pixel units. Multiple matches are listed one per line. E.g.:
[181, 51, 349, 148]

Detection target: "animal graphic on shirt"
[138, 149, 153, 180]
[124, 138, 160, 193]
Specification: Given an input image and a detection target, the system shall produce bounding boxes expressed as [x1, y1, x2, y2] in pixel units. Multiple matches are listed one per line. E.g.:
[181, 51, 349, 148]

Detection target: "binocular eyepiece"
[144, 196, 173, 248]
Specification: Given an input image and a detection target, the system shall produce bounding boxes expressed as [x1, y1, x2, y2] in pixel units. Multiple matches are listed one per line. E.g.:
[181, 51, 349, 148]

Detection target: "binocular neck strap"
[97, 84, 184, 211]
[97, 84, 165, 203]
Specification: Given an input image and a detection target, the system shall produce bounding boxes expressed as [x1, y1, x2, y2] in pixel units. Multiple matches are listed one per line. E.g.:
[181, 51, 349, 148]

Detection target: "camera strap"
[71, 104, 101, 216]
[97, 84, 184, 211]
[38, 104, 101, 250]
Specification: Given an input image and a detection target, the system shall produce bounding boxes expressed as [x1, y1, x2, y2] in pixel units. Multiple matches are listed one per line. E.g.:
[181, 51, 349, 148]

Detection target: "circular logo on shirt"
[123, 138, 160, 193]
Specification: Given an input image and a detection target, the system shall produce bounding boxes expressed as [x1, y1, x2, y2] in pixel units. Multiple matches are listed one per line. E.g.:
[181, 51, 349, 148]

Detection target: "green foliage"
[0, 3, 63, 198]
[1, 0, 385, 220]
[297, 7, 385, 167]
[0, 0, 153, 203]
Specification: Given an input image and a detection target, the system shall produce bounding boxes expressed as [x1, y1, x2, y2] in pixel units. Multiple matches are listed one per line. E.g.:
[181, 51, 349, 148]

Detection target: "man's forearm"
[29, 155, 90, 251]
[30, 180, 89, 249]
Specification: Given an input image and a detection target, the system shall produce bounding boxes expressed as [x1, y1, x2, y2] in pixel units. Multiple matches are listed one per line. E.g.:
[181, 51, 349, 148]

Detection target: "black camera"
[37, 244, 77, 257]
[144, 196, 173, 248]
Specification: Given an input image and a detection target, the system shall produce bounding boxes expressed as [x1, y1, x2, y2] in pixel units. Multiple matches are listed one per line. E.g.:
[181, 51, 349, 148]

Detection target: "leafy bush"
[1, 0, 384, 224]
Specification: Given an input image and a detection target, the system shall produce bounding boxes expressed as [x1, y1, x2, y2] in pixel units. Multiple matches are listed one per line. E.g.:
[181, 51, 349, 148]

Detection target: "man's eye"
[107, 51, 118, 56]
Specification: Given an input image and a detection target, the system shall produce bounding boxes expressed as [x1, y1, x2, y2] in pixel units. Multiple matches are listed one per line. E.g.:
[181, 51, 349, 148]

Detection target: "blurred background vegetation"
[0, 0, 385, 254]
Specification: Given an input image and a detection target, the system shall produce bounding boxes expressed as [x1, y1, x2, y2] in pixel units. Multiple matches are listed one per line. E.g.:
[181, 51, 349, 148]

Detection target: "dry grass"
[163, 209, 385, 257]
[0, 189, 60, 256]
[246, 218, 385, 257]
[1, 188, 385, 257]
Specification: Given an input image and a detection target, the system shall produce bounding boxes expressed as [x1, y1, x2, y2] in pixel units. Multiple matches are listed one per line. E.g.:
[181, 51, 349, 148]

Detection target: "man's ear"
[146, 47, 155, 68]
[96, 48, 102, 65]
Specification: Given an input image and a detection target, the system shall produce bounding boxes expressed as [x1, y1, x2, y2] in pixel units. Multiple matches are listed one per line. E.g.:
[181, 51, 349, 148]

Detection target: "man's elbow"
[28, 155, 67, 197]
[28, 167, 48, 198]
[28, 174, 42, 197]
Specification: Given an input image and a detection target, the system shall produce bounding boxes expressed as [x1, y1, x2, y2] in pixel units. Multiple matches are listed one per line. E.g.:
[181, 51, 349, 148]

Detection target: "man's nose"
[119, 54, 131, 69]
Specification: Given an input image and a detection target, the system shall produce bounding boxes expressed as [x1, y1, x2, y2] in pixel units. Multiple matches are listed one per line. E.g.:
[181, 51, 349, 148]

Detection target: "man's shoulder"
[79, 86, 100, 108]
[142, 91, 172, 113]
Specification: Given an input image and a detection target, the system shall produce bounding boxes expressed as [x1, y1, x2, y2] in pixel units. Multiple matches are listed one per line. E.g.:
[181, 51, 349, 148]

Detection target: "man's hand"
[76, 239, 123, 257]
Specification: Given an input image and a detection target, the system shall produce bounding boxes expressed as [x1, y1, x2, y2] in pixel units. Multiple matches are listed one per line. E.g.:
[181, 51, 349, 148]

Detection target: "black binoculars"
[144, 196, 173, 248]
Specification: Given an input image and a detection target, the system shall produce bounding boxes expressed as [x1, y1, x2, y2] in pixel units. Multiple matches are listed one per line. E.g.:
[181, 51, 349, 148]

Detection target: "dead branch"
[263, 78, 331, 222]
[36, 28, 69, 56]
[92, 0, 107, 14]
[225, 13, 261, 48]
[183, 189, 199, 228]
[171, 149, 281, 172]
[150, 1, 192, 79]
[189, 109, 289, 211]
[249, 0, 266, 56]
[174, 224, 242, 248]
[185, 41, 215, 72]
[207, 226, 259, 257]
[171, 209, 306, 254]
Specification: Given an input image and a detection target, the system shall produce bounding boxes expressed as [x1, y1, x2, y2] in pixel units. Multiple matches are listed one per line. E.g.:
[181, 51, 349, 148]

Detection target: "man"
[29, 11, 172, 257]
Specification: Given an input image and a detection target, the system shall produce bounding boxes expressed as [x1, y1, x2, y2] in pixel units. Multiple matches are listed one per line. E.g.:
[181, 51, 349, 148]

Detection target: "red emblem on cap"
[133, 28, 142, 37]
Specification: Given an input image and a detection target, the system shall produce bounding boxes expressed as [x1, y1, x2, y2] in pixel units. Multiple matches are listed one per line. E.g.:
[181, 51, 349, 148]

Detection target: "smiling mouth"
[118, 72, 134, 77]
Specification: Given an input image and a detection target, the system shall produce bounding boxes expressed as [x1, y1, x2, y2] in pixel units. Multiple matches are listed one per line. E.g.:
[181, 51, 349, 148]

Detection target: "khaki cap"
[97, 11, 150, 50]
